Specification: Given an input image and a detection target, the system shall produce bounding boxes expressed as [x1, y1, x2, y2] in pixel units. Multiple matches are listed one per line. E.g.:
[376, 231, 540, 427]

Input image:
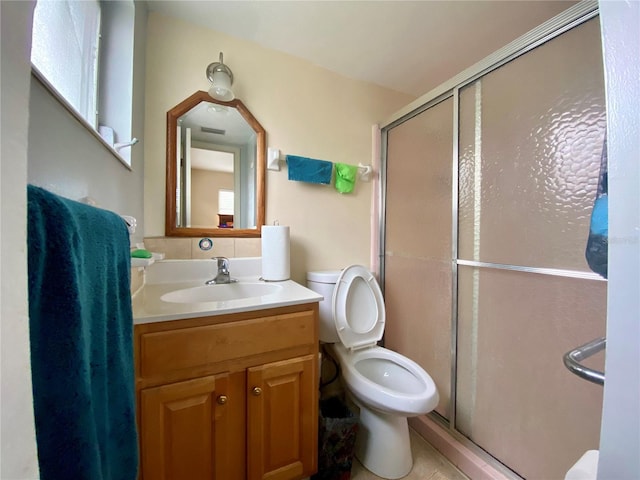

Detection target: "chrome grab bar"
[563, 337, 606, 385]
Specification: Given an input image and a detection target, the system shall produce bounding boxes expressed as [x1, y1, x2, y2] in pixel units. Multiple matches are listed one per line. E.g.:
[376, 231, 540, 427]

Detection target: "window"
[218, 189, 234, 215]
[31, 0, 101, 127]
[30, 0, 136, 167]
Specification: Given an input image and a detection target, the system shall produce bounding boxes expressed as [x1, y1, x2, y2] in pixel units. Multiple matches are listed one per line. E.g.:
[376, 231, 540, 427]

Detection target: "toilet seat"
[332, 265, 385, 350]
[330, 343, 439, 416]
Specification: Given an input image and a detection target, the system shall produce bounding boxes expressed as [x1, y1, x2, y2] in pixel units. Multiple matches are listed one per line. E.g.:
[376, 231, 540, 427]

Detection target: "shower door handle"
[563, 337, 606, 385]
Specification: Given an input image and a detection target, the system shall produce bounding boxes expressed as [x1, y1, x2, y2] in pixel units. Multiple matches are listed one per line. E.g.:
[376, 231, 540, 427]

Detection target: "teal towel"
[287, 155, 333, 184]
[27, 185, 138, 480]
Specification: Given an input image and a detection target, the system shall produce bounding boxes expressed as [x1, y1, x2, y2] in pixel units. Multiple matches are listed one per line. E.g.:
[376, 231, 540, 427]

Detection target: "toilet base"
[354, 402, 413, 479]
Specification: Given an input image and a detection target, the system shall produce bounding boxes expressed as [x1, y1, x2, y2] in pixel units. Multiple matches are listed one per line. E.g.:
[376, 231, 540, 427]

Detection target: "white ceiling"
[146, 0, 577, 97]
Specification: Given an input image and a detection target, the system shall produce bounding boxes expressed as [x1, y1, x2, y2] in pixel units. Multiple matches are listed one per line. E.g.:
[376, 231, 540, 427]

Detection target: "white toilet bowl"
[330, 342, 438, 478]
[331, 343, 438, 416]
[307, 265, 439, 479]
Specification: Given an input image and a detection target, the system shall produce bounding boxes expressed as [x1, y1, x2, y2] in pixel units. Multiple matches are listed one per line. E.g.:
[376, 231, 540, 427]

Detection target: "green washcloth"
[131, 248, 153, 259]
[335, 163, 358, 194]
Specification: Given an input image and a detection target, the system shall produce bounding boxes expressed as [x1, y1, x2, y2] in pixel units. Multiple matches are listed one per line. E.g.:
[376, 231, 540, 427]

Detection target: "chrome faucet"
[205, 256, 237, 285]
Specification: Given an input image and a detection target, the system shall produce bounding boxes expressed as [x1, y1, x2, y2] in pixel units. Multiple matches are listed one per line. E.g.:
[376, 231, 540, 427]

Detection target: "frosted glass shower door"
[456, 17, 606, 479]
[384, 97, 453, 418]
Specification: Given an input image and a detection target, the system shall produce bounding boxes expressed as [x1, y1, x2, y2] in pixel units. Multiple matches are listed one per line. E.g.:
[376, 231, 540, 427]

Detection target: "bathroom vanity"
[133, 259, 322, 480]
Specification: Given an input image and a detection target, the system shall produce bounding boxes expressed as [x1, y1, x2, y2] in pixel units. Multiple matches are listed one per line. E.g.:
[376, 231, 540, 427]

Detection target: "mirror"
[166, 91, 265, 237]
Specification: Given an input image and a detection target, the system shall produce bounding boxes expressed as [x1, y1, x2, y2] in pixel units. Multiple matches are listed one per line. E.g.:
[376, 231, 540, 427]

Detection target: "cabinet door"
[247, 354, 318, 480]
[140, 372, 243, 480]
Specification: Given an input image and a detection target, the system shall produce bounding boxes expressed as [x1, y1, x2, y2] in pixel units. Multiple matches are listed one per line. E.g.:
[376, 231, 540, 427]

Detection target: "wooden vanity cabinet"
[135, 303, 319, 480]
[247, 356, 317, 480]
[140, 372, 242, 479]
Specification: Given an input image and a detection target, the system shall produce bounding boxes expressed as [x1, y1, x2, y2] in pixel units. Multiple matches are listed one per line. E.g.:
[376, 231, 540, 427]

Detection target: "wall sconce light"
[206, 52, 234, 102]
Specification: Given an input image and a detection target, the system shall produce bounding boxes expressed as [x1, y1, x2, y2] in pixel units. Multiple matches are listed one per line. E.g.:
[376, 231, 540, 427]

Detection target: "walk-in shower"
[380, 4, 606, 478]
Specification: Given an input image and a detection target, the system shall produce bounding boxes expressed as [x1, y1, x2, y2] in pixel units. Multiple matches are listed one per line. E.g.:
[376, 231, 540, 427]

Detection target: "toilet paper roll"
[261, 225, 290, 281]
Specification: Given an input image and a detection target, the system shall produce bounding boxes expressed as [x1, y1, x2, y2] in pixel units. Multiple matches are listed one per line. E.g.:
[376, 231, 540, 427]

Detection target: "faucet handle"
[211, 256, 229, 271]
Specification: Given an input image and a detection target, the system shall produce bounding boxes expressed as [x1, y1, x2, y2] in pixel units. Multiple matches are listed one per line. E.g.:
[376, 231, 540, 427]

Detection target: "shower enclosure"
[381, 5, 606, 479]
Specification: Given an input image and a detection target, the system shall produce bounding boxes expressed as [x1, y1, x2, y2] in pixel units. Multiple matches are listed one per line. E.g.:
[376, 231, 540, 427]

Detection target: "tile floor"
[350, 428, 469, 480]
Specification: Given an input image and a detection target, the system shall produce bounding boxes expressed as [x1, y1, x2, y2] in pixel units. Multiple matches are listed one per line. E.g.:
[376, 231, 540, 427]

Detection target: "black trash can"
[312, 396, 359, 480]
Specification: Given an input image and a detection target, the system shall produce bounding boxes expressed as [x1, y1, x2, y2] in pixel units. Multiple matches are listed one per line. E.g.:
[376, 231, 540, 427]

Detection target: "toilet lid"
[332, 265, 385, 350]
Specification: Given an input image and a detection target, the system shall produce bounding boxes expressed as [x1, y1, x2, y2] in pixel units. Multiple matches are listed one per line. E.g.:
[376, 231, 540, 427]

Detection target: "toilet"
[307, 265, 439, 479]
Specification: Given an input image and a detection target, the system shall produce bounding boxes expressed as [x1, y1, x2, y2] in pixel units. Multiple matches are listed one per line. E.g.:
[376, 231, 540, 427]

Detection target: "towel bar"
[563, 337, 605, 385]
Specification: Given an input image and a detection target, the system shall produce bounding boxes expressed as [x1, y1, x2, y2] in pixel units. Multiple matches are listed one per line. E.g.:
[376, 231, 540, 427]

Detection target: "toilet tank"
[306, 270, 341, 343]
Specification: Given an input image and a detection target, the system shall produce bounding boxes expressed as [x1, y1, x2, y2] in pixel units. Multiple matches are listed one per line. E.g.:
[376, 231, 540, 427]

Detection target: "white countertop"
[132, 260, 323, 324]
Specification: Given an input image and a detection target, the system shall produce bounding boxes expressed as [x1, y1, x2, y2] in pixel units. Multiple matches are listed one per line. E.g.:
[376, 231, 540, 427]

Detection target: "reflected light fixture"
[207, 104, 230, 115]
[206, 52, 234, 102]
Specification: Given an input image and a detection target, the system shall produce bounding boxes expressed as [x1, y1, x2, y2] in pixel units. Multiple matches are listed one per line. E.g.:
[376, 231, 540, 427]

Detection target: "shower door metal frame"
[379, 1, 601, 476]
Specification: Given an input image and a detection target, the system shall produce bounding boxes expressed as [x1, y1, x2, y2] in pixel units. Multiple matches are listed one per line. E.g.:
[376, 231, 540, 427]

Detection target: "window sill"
[30, 68, 133, 171]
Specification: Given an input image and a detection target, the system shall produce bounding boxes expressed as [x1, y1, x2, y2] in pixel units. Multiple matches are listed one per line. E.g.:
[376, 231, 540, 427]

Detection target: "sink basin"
[161, 282, 283, 304]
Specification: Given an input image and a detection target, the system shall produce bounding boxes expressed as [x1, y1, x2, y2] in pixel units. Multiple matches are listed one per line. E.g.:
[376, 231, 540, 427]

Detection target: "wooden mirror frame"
[165, 91, 265, 237]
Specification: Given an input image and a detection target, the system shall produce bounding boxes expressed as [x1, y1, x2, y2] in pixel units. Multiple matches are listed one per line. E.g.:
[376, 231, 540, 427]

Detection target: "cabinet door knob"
[216, 395, 228, 405]
[251, 386, 262, 396]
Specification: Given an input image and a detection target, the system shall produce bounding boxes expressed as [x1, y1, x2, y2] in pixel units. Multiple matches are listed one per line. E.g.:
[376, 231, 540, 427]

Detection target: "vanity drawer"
[139, 310, 315, 378]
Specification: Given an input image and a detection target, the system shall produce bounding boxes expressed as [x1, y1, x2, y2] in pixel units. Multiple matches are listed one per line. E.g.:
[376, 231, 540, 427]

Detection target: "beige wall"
[191, 169, 233, 227]
[144, 12, 413, 282]
[1, 1, 39, 476]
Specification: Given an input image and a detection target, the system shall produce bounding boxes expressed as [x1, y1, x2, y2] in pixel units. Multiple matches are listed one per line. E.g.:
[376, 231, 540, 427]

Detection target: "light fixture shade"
[206, 52, 235, 102]
[208, 71, 234, 101]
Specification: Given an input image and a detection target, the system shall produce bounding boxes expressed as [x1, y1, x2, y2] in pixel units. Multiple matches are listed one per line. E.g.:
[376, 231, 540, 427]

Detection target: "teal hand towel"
[335, 163, 358, 194]
[27, 185, 138, 480]
[287, 155, 333, 184]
